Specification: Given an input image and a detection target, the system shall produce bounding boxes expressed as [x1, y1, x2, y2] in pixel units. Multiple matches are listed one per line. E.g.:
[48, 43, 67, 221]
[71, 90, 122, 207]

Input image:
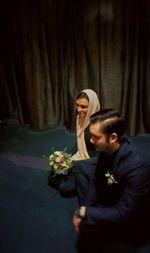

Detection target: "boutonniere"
[105, 170, 118, 185]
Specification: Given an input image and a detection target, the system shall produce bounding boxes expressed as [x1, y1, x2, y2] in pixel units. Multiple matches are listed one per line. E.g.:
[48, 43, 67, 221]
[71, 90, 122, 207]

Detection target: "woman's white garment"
[71, 89, 100, 161]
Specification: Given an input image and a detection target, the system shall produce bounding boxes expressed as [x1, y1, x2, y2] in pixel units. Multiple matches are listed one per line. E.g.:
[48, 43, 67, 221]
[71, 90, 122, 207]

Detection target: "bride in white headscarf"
[58, 89, 100, 195]
[71, 89, 100, 161]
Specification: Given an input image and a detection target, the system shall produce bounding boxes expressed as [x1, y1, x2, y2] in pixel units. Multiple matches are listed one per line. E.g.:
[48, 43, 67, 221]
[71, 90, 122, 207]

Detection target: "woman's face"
[76, 97, 89, 118]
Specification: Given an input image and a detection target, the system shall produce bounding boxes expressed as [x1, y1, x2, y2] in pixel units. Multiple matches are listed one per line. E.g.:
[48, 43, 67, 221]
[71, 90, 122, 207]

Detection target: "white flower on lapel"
[105, 170, 118, 185]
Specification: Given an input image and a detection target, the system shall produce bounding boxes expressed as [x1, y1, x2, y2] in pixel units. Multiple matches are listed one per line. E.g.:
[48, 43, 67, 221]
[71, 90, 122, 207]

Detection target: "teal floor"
[0, 123, 78, 253]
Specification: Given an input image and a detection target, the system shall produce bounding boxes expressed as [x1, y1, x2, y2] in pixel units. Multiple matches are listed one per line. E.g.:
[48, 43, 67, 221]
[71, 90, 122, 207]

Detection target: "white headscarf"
[71, 89, 100, 160]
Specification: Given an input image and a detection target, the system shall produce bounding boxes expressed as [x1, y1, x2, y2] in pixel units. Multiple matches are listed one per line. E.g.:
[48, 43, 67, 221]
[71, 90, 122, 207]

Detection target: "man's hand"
[72, 214, 82, 234]
[72, 206, 86, 233]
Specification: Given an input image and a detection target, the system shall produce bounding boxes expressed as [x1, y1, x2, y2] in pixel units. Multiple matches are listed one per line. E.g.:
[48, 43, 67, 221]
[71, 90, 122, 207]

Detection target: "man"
[72, 108, 150, 253]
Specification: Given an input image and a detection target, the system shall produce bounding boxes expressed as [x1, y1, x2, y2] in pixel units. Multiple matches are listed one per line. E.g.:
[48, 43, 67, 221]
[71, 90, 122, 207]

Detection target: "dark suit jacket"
[76, 138, 150, 244]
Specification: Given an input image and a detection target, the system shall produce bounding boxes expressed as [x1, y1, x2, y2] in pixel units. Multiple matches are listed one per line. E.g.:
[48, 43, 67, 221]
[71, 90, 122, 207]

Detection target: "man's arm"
[83, 164, 150, 226]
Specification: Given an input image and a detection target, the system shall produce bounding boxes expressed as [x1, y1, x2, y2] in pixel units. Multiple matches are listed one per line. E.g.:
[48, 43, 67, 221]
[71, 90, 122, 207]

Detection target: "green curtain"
[0, 0, 150, 135]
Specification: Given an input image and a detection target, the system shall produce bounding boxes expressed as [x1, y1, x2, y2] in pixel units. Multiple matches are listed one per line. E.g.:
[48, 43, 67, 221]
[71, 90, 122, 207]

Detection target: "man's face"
[76, 98, 89, 118]
[89, 121, 113, 154]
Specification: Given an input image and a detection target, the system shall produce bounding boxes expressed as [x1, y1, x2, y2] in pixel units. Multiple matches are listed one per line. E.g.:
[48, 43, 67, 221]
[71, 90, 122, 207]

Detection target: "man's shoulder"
[119, 136, 147, 158]
[129, 134, 150, 161]
[116, 137, 150, 174]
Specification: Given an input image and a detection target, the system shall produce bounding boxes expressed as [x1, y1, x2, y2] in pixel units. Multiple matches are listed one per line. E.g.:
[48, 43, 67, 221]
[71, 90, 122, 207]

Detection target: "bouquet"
[48, 148, 73, 178]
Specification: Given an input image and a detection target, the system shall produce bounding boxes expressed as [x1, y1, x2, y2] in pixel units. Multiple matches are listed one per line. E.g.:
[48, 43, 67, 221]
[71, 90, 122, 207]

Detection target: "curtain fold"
[0, 0, 149, 134]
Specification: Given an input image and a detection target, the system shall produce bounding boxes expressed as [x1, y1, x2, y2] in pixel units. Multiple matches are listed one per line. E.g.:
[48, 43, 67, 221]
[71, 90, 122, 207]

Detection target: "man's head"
[89, 108, 125, 154]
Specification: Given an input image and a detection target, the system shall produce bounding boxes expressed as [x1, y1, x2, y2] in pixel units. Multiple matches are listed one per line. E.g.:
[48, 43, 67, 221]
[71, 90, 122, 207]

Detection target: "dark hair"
[76, 92, 89, 101]
[90, 108, 125, 139]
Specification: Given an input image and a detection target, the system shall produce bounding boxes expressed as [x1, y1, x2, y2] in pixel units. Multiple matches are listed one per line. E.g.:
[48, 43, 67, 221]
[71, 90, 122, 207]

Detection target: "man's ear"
[110, 133, 118, 143]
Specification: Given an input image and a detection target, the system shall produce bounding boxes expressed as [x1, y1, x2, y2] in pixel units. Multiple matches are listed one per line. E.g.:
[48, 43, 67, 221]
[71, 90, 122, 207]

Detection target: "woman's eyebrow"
[76, 103, 88, 107]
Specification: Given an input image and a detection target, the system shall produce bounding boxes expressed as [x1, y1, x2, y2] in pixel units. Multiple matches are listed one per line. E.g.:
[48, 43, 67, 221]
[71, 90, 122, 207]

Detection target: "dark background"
[0, 0, 150, 135]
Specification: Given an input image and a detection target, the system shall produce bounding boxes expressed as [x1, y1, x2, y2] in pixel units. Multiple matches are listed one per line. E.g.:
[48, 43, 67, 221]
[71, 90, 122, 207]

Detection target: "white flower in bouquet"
[48, 148, 73, 177]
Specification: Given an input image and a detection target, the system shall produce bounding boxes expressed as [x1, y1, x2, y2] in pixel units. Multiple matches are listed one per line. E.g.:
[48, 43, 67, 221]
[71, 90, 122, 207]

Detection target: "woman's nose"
[77, 107, 82, 112]
[90, 137, 94, 144]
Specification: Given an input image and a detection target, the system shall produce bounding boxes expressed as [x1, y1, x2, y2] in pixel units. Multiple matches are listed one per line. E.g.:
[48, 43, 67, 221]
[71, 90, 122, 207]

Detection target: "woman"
[71, 89, 100, 160]
[58, 89, 100, 196]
